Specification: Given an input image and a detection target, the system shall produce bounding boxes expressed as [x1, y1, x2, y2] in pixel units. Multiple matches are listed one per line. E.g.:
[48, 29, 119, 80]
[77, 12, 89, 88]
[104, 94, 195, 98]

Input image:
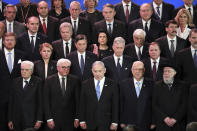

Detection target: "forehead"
[99, 32, 107, 36]
[92, 64, 104, 70]
[163, 67, 174, 71]
[61, 26, 70, 31]
[58, 61, 70, 66]
[4, 35, 15, 40]
[168, 23, 177, 27]
[70, 3, 80, 9]
[134, 33, 144, 38]
[149, 44, 159, 49]
[132, 62, 144, 69]
[28, 17, 39, 23]
[21, 63, 31, 68]
[140, 4, 151, 11]
[38, 2, 48, 7]
[190, 32, 197, 37]
[76, 39, 87, 44]
[6, 6, 16, 11]
[103, 7, 114, 12]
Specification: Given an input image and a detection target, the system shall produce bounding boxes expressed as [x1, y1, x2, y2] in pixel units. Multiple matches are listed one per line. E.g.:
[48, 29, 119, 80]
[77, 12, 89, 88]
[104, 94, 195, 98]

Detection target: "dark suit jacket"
[102, 55, 134, 82]
[150, 2, 174, 24]
[79, 78, 119, 130]
[67, 51, 98, 81]
[155, 35, 187, 61]
[124, 43, 149, 61]
[8, 76, 42, 131]
[1, 20, 26, 38]
[142, 57, 169, 81]
[188, 84, 197, 122]
[175, 48, 197, 85]
[33, 59, 57, 81]
[44, 74, 80, 131]
[152, 80, 188, 131]
[16, 32, 48, 61]
[0, 1, 7, 21]
[93, 19, 126, 47]
[60, 16, 92, 44]
[128, 18, 165, 43]
[52, 39, 76, 60]
[38, 16, 59, 43]
[119, 78, 153, 131]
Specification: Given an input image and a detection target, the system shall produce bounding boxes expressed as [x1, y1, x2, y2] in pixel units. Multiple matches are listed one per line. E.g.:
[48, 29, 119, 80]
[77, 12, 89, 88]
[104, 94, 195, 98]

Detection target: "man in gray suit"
[2, 4, 26, 38]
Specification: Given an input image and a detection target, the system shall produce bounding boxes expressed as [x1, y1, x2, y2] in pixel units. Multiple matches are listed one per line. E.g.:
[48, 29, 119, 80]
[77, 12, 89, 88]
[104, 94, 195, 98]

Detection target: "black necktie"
[145, 22, 149, 34]
[117, 58, 121, 72]
[108, 24, 112, 35]
[65, 42, 69, 57]
[194, 50, 197, 68]
[153, 61, 157, 81]
[170, 40, 175, 57]
[30, 36, 34, 53]
[23, 81, 29, 91]
[138, 47, 142, 60]
[61, 77, 66, 96]
[73, 21, 77, 36]
[156, 6, 160, 17]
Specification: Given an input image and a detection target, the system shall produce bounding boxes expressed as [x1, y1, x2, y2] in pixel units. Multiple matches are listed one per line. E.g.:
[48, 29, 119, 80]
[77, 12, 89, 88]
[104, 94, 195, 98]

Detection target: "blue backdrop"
[5, 0, 197, 10]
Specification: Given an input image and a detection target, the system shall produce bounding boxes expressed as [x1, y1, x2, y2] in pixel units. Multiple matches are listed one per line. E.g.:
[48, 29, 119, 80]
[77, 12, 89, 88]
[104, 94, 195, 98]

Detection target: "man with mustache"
[155, 20, 187, 62]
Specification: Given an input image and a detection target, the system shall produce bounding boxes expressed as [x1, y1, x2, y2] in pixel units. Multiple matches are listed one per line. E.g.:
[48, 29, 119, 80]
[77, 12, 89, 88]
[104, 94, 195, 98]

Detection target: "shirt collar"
[6, 20, 14, 24]
[63, 38, 72, 45]
[167, 35, 176, 41]
[113, 54, 123, 60]
[71, 17, 79, 22]
[106, 19, 114, 25]
[134, 77, 144, 85]
[4, 48, 14, 54]
[184, 4, 193, 9]
[151, 57, 160, 63]
[153, 1, 163, 8]
[28, 30, 37, 37]
[58, 72, 67, 79]
[23, 77, 31, 82]
[39, 16, 48, 21]
[191, 45, 196, 51]
[142, 19, 151, 24]
[122, 1, 131, 6]
[77, 51, 86, 56]
[94, 76, 105, 85]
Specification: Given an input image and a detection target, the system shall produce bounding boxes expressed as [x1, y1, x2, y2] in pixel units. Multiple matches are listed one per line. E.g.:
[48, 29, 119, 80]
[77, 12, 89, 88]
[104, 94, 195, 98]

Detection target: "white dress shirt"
[6, 20, 14, 32]
[106, 20, 114, 33]
[0, 38, 2, 50]
[28, 31, 37, 47]
[134, 78, 144, 91]
[71, 17, 79, 31]
[150, 57, 160, 72]
[63, 39, 72, 55]
[142, 19, 151, 31]
[39, 16, 48, 28]
[135, 45, 144, 55]
[153, 2, 163, 18]
[77, 51, 86, 68]
[122, 1, 132, 15]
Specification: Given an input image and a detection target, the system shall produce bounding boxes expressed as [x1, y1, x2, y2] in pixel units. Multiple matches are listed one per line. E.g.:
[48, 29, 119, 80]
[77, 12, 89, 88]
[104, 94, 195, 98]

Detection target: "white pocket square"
[18, 59, 22, 64]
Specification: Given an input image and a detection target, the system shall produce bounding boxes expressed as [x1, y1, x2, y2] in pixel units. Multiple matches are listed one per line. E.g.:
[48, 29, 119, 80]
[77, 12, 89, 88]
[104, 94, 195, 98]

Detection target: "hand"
[110, 124, 118, 130]
[170, 118, 177, 126]
[92, 44, 99, 56]
[47, 120, 55, 129]
[120, 123, 126, 128]
[164, 117, 172, 127]
[34, 121, 41, 129]
[74, 119, 79, 128]
[150, 124, 156, 129]
[8, 121, 14, 130]
[80, 123, 87, 129]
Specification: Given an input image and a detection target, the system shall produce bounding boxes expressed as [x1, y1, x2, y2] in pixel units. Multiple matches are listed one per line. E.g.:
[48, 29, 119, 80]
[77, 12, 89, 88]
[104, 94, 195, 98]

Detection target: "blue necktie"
[136, 82, 141, 98]
[117, 58, 121, 72]
[80, 55, 85, 74]
[23, 81, 29, 91]
[96, 80, 100, 100]
[156, 6, 160, 17]
[194, 50, 197, 68]
[8, 52, 12, 73]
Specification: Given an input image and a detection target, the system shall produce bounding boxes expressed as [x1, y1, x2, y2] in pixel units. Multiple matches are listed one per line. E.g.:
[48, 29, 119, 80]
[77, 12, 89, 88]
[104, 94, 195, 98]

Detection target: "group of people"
[0, 0, 197, 131]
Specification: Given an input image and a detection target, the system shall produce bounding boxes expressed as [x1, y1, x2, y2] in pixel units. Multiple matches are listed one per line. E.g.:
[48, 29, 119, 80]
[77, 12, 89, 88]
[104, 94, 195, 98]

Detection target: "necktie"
[117, 58, 121, 72]
[168, 84, 172, 90]
[188, 8, 192, 16]
[73, 21, 77, 36]
[42, 18, 47, 34]
[30, 36, 34, 53]
[8, 52, 12, 73]
[156, 6, 160, 17]
[145, 22, 148, 34]
[170, 40, 175, 57]
[96, 80, 100, 100]
[108, 24, 112, 35]
[152, 61, 157, 81]
[138, 47, 142, 60]
[126, 5, 129, 23]
[8, 23, 12, 32]
[65, 43, 69, 57]
[61, 77, 66, 96]
[194, 50, 197, 68]
[23, 81, 29, 91]
[80, 55, 85, 74]
[136, 82, 141, 98]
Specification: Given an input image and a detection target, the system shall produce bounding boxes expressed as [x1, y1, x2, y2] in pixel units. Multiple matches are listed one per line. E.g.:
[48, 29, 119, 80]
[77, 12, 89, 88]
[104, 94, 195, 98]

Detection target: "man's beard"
[163, 77, 174, 85]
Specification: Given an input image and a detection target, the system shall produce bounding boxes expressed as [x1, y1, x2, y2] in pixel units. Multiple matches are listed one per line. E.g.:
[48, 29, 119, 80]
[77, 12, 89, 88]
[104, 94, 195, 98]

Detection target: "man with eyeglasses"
[44, 58, 80, 131]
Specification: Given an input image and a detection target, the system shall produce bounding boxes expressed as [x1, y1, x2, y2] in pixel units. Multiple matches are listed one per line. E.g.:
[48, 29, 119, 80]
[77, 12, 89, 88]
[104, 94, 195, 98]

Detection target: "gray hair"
[59, 22, 73, 34]
[132, 61, 144, 69]
[57, 58, 71, 67]
[4, 4, 17, 13]
[133, 29, 146, 38]
[70, 1, 81, 9]
[186, 122, 197, 131]
[21, 61, 34, 70]
[92, 61, 105, 69]
[113, 37, 125, 46]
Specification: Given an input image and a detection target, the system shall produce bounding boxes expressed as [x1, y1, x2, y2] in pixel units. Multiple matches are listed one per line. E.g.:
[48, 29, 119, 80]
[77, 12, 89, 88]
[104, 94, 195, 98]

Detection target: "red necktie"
[126, 5, 129, 23]
[152, 61, 157, 81]
[42, 18, 47, 34]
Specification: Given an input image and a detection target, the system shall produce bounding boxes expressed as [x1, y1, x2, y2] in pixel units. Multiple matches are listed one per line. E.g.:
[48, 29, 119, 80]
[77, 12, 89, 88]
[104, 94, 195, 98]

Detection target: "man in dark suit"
[80, 61, 119, 131]
[67, 34, 97, 81]
[44, 58, 80, 131]
[174, 0, 197, 27]
[52, 22, 76, 60]
[0, 22, 5, 50]
[8, 61, 43, 131]
[60, 1, 92, 44]
[2, 4, 26, 38]
[128, 3, 165, 43]
[175, 28, 197, 85]
[93, 3, 126, 47]
[15, 0, 38, 23]
[150, 0, 174, 24]
[16, 16, 48, 61]
[37, 1, 59, 43]
[0, 0, 7, 20]
[188, 84, 197, 123]
[102, 37, 134, 82]
[124, 29, 149, 61]
[155, 20, 187, 61]
[152, 64, 188, 131]
[143, 42, 169, 81]
[120, 61, 154, 131]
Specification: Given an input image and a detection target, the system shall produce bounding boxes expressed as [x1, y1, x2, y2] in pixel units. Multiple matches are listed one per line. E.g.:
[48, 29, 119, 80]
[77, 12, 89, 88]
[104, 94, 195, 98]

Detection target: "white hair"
[113, 37, 125, 46]
[92, 61, 105, 69]
[133, 29, 146, 38]
[21, 60, 34, 70]
[57, 58, 71, 67]
[59, 22, 73, 33]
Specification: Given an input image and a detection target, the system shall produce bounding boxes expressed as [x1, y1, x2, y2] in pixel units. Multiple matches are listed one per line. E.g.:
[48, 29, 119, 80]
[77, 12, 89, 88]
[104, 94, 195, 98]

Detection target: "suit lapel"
[74, 51, 82, 76]
[90, 79, 99, 102]
[59, 39, 65, 57]
[99, 79, 109, 102]
[120, 4, 126, 21]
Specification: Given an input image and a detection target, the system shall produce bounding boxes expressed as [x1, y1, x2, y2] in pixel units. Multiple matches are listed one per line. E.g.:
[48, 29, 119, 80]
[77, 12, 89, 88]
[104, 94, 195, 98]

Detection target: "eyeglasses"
[59, 66, 70, 69]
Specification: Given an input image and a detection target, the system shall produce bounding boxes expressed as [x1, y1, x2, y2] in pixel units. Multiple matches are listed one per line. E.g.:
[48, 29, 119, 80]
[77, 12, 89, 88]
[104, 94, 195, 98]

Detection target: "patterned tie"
[170, 40, 175, 57]
[65, 42, 69, 57]
[80, 55, 85, 74]
[61, 77, 66, 96]
[42, 18, 47, 34]
[152, 61, 157, 81]
[194, 50, 197, 68]
[8, 23, 12, 32]
[136, 81, 141, 98]
[117, 58, 121, 72]
[73, 21, 77, 36]
[30, 36, 35, 53]
[156, 6, 160, 17]
[8, 52, 12, 73]
[108, 24, 112, 35]
[126, 5, 129, 23]
[96, 80, 100, 100]
[23, 81, 29, 91]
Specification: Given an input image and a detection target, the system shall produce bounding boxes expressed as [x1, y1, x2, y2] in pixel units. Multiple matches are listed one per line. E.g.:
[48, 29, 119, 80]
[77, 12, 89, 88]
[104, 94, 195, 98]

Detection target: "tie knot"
[126, 4, 129, 7]
[8, 52, 12, 55]
[108, 24, 111, 26]
[65, 42, 69, 45]
[97, 80, 100, 85]
[157, 6, 160, 9]
[153, 61, 157, 64]
[62, 77, 65, 80]
[136, 81, 140, 86]
[170, 40, 174, 43]
[188, 7, 191, 11]
[43, 18, 45, 21]
[25, 80, 28, 84]
[74, 21, 76, 23]
[31, 36, 34, 38]
[117, 58, 120, 61]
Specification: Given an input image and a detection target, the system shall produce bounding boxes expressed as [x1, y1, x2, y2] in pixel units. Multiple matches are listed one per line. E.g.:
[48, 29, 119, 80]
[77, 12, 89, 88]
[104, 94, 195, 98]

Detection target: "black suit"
[128, 18, 165, 43]
[175, 48, 197, 85]
[152, 80, 188, 131]
[8, 76, 43, 131]
[150, 2, 174, 24]
[0, 1, 7, 21]
[155, 36, 187, 61]
[38, 16, 59, 43]
[16, 32, 48, 61]
[142, 57, 169, 81]
[102, 55, 134, 82]
[33, 59, 57, 81]
[44, 74, 80, 131]
[67, 51, 97, 81]
[52, 39, 76, 60]
[124, 43, 149, 61]
[93, 19, 126, 47]
[188, 84, 197, 123]
[120, 78, 153, 131]
[79, 78, 119, 131]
